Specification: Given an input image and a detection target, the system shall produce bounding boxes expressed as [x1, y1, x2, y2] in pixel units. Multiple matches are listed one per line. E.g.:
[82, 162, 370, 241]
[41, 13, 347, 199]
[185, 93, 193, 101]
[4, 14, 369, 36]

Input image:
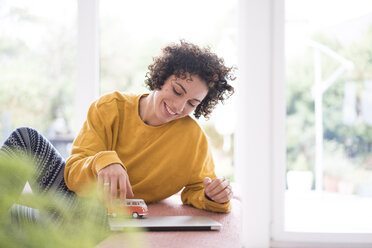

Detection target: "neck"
[139, 93, 160, 126]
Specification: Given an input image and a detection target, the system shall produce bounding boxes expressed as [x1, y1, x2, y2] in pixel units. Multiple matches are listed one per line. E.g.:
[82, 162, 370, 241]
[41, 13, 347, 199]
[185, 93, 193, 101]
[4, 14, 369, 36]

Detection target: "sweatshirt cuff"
[93, 151, 126, 174]
[203, 195, 232, 213]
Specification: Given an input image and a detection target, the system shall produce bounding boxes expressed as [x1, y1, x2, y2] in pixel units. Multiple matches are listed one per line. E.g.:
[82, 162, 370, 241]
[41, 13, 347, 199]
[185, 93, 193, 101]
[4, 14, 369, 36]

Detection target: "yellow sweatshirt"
[65, 92, 231, 213]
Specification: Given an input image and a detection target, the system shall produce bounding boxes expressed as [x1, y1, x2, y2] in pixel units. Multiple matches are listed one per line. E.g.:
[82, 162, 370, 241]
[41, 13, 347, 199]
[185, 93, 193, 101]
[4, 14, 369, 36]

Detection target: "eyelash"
[172, 88, 195, 107]
[173, 88, 181, 96]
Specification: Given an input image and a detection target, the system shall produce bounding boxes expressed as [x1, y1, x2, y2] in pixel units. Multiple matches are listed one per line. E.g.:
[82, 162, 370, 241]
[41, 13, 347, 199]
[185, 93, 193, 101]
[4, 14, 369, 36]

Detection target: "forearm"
[64, 150, 124, 195]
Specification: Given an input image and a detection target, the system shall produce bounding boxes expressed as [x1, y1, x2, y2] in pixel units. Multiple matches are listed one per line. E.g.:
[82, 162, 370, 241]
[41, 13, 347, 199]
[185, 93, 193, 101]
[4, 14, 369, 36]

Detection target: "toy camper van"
[108, 199, 148, 218]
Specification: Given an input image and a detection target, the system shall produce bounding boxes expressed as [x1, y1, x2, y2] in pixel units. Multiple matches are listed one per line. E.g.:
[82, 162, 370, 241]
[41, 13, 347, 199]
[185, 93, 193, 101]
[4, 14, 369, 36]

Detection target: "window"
[0, 0, 77, 149]
[269, 0, 372, 245]
[285, 0, 372, 233]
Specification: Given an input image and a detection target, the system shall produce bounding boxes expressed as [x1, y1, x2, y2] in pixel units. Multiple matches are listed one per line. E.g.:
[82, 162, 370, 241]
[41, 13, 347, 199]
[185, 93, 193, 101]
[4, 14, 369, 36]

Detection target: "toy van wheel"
[132, 212, 139, 218]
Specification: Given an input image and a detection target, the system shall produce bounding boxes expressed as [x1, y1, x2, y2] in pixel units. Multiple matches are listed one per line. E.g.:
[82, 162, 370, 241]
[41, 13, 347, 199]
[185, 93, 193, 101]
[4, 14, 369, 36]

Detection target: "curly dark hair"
[145, 40, 236, 119]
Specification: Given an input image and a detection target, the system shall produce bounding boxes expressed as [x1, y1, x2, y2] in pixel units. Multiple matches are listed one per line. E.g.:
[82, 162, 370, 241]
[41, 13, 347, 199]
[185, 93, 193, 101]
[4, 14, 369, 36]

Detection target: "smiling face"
[147, 74, 208, 126]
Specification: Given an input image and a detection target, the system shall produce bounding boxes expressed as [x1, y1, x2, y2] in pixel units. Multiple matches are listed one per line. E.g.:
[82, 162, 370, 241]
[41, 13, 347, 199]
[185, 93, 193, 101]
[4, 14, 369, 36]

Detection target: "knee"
[12, 127, 39, 137]
[6, 127, 41, 148]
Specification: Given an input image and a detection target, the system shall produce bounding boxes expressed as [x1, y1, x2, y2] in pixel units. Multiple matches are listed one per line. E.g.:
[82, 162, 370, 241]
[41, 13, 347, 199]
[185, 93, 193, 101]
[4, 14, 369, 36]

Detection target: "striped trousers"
[1, 127, 77, 225]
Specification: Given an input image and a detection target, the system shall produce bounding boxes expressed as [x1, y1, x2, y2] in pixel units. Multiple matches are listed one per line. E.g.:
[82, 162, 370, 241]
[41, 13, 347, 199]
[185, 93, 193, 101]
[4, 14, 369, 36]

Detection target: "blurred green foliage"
[0, 153, 110, 247]
[286, 24, 372, 184]
[0, 157, 146, 246]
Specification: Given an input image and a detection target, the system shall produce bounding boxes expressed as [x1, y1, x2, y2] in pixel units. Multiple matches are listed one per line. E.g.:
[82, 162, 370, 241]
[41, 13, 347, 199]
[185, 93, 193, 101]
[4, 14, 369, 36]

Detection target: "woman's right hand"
[97, 163, 134, 206]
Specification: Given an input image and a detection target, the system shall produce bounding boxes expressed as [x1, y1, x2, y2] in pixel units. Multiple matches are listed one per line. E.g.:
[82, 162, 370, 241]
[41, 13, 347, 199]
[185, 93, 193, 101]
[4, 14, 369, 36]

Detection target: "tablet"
[109, 216, 222, 231]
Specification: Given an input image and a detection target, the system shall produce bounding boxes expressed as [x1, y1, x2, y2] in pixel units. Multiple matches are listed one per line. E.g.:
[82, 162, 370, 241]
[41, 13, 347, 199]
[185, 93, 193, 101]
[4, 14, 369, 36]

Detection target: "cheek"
[163, 87, 174, 97]
[157, 90, 171, 105]
[182, 106, 196, 116]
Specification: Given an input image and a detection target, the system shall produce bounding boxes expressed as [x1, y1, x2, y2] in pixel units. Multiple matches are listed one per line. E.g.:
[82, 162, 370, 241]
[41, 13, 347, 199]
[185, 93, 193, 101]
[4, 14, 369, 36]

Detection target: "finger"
[110, 176, 118, 206]
[212, 186, 233, 203]
[118, 175, 127, 203]
[97, 174, 103, 189]
[126, 178, 134, 198]
[213, 191, 231, 203]
[206, 178, 229, 198]
[203, 176, 217, 195]
[207, 176, 226, 190]
[97, 174, 104, 199]
[203, 177, 212, 187]
[208, 185, 228, 200]
[103, 176, 110, 206]
[203, 177, 212, 197]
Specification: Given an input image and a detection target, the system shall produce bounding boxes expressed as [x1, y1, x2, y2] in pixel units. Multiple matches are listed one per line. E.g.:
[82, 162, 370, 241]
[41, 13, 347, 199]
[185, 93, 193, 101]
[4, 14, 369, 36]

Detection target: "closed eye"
[173, 86, 197, 107]
[188, 101, 195, 107]
[173, 88, 181, 96]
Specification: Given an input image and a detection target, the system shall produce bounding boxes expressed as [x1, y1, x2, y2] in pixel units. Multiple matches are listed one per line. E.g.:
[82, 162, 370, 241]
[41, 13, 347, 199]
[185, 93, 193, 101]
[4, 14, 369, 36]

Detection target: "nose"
[173, 99, 186, 114]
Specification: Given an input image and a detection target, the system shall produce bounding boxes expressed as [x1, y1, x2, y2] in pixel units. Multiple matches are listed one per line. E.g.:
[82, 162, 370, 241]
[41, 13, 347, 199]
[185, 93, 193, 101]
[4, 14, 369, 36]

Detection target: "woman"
[66, 40, 235, 213]
[2, 40, 235, 225]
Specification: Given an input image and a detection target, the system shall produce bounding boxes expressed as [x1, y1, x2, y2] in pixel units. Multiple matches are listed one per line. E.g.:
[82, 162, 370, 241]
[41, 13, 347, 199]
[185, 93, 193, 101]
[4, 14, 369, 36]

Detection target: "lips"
[164, 102, 176, 116]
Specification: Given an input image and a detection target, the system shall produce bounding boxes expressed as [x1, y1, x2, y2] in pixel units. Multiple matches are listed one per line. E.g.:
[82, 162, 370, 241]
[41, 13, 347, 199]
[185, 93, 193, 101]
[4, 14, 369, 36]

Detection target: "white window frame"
[76, 0, 100, 132]
[235, 0, 372, 247]
[234, 0, 272, 247]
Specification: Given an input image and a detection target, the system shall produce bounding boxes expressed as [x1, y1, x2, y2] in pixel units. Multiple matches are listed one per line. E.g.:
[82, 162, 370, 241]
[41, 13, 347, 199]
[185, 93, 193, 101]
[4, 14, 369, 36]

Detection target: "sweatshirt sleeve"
[181, 133, 231, 213]
[64, 97, 124, 196]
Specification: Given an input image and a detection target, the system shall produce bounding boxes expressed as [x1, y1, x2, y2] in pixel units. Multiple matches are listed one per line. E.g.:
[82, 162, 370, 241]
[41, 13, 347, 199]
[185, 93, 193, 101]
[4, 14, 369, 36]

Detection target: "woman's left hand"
[203, 176, 233, 203]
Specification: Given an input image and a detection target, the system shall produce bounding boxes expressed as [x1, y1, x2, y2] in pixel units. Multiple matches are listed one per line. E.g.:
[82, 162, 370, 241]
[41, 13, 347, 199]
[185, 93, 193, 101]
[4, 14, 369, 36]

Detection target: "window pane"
[0, 0, 77, 157]
[285, 0, 372, 232]
[100, 0, 238, 180]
